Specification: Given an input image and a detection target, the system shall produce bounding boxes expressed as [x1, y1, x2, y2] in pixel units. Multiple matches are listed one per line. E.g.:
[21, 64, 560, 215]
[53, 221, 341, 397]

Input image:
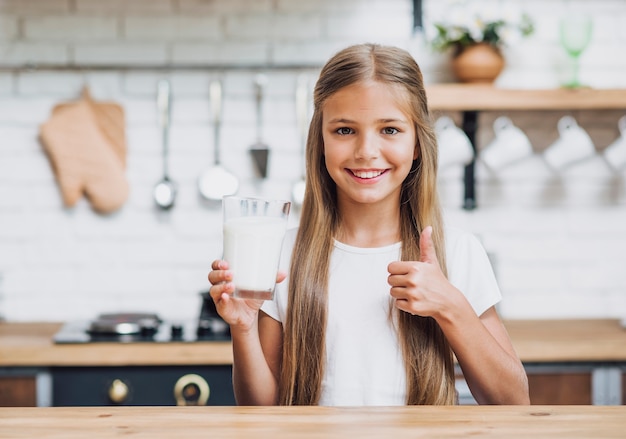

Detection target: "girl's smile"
[348, 168, 388, 181]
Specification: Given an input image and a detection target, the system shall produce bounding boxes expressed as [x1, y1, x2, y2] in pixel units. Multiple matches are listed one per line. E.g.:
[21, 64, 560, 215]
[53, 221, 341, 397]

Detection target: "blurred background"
[0, 0, 625, 323]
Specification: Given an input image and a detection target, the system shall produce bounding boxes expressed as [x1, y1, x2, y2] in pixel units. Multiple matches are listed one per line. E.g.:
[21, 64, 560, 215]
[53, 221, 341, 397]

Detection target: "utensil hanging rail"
[0, 63, 320, 73]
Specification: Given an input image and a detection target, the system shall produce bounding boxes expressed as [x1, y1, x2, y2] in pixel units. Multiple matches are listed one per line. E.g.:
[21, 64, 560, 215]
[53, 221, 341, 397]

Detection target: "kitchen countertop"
[0, 322, 233, 367]
[503, 318, 626, 363]
[0, 319, 625, 367]
[0, 405, 624, 438]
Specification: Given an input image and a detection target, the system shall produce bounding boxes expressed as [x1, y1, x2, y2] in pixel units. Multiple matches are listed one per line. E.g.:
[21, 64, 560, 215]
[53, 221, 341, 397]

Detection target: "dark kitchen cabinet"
[527, 372, 592, 405]
[524, 364, 625, 405]
[460, 369, 596, 405]
[0, 375, 37, 407]
[457, 364, 625, 405]
[51, 366, 235, 406]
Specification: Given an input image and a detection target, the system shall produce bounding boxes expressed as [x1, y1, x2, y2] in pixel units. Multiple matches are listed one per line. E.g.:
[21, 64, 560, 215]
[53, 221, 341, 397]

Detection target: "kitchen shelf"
[425, 85, 626, 209]
[426, 84, 626, 111]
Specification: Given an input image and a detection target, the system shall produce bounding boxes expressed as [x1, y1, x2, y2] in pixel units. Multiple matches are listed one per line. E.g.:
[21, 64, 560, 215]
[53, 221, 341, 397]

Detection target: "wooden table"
[0, 405, 624, 438]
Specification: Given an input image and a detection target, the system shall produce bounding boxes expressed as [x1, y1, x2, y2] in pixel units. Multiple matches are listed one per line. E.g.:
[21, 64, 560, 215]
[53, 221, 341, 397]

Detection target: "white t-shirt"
[261, 226, 501, 406]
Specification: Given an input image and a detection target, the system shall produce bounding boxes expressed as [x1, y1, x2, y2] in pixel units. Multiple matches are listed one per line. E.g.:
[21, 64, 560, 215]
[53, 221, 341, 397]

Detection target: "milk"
[223, 216, 288, 300]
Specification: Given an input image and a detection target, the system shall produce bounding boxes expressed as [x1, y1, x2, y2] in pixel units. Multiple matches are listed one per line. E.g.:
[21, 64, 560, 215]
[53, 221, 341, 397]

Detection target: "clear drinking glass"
[222, 196, 291, 300]
[559, 15, 593, 89]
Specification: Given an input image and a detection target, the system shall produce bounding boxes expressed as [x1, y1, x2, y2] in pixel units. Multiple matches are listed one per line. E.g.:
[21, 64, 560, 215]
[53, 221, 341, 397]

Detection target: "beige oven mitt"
[39, 88, 129, 214]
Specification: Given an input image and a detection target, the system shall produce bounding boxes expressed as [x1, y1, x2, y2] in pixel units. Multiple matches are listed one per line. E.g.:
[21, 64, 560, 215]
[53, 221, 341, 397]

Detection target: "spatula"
[249, 74, 270, 179]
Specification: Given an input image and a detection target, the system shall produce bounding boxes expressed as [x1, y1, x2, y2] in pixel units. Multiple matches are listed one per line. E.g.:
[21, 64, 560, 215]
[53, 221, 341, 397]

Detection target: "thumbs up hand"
[387, 226, 460, 319]
[418, 225, 440, 266]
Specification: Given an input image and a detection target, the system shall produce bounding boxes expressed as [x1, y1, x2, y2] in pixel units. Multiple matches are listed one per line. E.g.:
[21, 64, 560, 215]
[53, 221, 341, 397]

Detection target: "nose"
[354, 131, 379, 160]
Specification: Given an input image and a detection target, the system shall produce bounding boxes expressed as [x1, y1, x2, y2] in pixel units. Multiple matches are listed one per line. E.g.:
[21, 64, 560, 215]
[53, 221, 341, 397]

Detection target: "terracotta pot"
[452, 43, 505, 84]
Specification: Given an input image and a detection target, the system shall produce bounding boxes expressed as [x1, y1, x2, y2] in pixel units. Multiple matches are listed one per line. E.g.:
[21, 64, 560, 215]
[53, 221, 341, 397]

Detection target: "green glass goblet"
[559, 15, 593, 89]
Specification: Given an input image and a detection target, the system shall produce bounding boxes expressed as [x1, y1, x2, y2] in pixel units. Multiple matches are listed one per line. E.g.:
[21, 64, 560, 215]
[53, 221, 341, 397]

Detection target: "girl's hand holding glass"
[208, 259, 286, 331]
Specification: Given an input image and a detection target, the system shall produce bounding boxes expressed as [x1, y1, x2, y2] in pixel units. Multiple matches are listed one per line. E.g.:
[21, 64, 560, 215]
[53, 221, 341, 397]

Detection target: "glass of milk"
[222, 196, 291, 300]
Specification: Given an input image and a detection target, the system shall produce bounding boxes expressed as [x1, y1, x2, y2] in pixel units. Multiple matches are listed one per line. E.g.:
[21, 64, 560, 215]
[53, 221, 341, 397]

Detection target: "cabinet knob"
[173, 374, 210, 406]
[108, 379, 129, 404]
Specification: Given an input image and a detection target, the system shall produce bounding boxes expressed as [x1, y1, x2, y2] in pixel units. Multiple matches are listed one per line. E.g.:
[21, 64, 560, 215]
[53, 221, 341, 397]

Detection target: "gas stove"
[50, 293, 236, 406]
[53, 293, 230, 344]
[53, 316, 229, 344]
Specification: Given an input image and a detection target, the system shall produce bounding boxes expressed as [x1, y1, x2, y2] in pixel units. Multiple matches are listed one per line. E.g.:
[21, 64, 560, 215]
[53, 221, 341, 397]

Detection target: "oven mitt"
[39, 88, 129, 214]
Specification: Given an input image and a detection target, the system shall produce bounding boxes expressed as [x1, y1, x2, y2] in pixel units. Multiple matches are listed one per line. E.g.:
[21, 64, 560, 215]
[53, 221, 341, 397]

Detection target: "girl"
[208, 43, 529, 406]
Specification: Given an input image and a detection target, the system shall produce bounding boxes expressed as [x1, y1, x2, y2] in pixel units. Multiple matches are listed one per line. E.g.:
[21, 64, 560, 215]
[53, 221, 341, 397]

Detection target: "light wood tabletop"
[0, 405, 624, 438]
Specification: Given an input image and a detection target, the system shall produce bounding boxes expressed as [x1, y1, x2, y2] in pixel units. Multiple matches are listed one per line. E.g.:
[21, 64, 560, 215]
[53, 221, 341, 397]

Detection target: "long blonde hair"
[279, 43, 455, 405]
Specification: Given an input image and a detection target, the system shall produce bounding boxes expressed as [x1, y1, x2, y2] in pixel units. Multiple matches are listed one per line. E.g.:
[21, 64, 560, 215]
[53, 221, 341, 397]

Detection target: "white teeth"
[353, 170, 383, 179]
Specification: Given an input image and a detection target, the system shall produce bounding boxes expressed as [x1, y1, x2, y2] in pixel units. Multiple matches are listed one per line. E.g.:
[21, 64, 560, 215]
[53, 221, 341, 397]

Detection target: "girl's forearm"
[437, 304, 530, 405]
[456, 342, 529, 405]
[230, 324, 280, 405]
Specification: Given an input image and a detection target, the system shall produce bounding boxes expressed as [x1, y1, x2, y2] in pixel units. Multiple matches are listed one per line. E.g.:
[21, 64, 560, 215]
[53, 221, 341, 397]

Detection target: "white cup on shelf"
[543, 115, 595, 171]
[603, 115, 626, 172]
[480, 116, 533, 171]
[435, 116, 474, 170]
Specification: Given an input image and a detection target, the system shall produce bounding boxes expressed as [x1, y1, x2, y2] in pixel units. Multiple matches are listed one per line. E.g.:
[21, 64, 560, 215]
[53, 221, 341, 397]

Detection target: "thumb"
[419, 226, 439, 265]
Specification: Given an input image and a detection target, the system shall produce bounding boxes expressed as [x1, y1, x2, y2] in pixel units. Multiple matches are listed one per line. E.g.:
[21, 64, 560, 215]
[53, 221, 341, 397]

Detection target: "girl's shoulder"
[444, 226, 492, 268]
[444, 225, 485, 252]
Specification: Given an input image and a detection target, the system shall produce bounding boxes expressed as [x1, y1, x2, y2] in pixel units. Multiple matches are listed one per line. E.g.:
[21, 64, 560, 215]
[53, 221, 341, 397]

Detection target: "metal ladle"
[198, 79, 239, 201]
[153, 79, 177, 210]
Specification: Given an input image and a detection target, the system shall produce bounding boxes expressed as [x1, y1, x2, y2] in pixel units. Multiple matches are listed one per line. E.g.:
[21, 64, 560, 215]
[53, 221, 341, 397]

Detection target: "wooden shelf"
[426, 84, 626, 111]
[424, 84, 626, 209]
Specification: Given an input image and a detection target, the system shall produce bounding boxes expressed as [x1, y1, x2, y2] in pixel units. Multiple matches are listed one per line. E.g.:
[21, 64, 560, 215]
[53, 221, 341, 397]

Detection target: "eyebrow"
[327, 118, 410, 125]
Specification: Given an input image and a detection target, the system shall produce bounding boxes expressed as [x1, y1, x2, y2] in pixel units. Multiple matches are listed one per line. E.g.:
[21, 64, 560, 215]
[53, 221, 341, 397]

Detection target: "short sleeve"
[445, 227, 502, 317]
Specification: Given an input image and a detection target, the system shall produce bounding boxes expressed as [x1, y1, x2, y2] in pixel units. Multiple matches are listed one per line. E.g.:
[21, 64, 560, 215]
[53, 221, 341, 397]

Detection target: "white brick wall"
[0, 0, 625, 322]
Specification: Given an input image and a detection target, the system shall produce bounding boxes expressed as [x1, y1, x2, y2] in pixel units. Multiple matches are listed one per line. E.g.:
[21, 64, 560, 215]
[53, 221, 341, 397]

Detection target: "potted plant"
[427, 3, 534, 83]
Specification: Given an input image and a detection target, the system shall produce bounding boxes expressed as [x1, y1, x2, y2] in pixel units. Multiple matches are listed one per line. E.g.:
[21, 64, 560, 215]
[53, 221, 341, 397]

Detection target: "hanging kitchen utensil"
[291, 74, 309, 207]
[153, 79, 178, 210]
[198, 79, 239, 201]
[249, 74, 270, 178]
